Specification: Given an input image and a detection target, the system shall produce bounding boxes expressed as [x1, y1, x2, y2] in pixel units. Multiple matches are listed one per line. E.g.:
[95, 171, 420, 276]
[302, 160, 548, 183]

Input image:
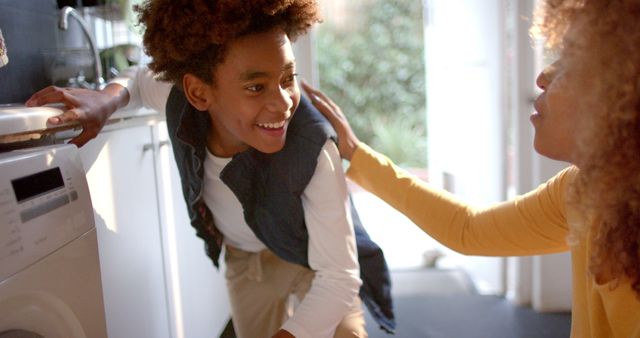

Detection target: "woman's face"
[204, 28, 300, 157]
[532, 58, 582, 164]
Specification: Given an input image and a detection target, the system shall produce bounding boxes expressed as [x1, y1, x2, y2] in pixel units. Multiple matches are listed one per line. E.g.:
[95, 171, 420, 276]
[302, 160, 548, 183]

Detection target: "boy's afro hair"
[135, 0, 321, 84]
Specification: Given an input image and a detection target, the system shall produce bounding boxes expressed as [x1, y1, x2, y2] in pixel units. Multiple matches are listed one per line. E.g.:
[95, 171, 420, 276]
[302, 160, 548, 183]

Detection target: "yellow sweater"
[347, 143, 640, 338]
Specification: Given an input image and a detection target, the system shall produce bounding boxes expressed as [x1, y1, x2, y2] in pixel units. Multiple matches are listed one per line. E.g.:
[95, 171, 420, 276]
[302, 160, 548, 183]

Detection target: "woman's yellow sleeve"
[347, 143, 573, 256]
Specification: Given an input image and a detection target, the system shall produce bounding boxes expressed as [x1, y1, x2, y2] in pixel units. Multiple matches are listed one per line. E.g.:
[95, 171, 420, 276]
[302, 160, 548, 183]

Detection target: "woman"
[302, 0, 640, 337]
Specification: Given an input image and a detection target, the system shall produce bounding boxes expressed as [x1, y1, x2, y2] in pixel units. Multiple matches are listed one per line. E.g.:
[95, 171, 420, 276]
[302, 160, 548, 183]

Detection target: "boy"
[28, 1, 394, 337]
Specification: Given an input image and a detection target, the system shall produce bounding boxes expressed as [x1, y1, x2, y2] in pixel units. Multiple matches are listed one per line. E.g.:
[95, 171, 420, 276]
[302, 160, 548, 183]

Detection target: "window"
[317, 0, 427, 168]
[315, 0, 510, 295]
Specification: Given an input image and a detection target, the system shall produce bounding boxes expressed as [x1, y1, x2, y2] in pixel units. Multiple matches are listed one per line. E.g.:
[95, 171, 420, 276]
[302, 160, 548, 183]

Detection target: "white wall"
[506, 0, 572, 311]
[293, 32, 318, 87]
[423, 0, 508, 294]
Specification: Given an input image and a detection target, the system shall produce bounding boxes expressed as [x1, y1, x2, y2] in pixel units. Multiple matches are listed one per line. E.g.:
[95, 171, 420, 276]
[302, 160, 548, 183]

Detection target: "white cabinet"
[153, 121, 231, 338]
[78, 120, 231, 338]
[79, 124, 172, 338]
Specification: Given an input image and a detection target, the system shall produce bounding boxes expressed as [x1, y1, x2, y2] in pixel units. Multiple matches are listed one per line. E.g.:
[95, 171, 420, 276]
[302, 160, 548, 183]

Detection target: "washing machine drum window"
[0, 330, 44, 338]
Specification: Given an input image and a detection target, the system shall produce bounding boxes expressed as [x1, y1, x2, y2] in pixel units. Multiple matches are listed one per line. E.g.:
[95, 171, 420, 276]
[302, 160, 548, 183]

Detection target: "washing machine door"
[0, 330, 43, 338]
[0, 145, 107, 338]
[0, 292, 86, 338]
[0, 229, 107, 338]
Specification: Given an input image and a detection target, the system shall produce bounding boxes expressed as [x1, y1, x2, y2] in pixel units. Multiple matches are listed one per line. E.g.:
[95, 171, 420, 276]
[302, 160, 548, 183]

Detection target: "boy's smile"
[199, 28, 300, 157]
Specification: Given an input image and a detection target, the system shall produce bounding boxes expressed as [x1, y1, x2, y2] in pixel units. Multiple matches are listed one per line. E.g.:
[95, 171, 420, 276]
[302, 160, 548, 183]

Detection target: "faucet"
[58, 6, 105, 89]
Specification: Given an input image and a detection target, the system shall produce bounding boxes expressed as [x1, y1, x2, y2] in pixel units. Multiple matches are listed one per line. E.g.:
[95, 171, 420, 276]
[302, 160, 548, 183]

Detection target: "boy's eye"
[246, 84, 264, 92]
[285, 73, 299, 84]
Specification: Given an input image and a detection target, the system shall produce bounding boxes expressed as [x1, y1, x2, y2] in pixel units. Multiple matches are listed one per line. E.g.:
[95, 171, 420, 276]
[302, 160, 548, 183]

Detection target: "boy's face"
[205, 28, 300, 157]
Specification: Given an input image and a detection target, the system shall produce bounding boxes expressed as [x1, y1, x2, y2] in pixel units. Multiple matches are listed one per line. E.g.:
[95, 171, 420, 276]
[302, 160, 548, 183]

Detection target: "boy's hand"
[25, 84, 129, 147]
[301, 80, 360, 161]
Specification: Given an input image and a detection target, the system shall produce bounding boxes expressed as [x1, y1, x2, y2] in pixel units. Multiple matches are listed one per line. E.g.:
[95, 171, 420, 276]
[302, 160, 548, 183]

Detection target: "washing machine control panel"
[0, 144, 94, 281]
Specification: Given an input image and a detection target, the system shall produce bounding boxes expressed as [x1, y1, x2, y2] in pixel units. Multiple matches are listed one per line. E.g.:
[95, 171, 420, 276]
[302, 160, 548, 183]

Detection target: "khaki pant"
[224, 245, 367, 338]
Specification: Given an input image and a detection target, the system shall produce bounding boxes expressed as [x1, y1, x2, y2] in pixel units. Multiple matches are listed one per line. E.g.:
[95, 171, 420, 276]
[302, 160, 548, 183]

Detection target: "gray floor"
[389, 268, 478, 296]
[220, 268, 572, 338]
[365, 268, 571, 338]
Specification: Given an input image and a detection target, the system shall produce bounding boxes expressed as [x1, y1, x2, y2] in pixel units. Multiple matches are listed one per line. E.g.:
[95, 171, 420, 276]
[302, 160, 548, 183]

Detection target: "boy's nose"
[267, 87, 294, 112]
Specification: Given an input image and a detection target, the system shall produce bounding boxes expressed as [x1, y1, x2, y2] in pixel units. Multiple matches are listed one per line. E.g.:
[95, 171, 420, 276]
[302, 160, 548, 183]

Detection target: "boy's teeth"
[258, 121, 285, 129]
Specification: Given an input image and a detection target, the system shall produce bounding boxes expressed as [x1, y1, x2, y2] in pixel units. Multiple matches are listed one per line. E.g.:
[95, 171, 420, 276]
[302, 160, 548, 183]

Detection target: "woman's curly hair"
[537, 0, 640, 297]
[134, 0, 321, 85]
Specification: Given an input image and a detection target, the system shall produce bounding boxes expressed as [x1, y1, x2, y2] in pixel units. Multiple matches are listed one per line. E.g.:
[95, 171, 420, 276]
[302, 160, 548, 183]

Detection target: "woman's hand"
[301, 80, 360, 161]
[25, 84, 129, 147]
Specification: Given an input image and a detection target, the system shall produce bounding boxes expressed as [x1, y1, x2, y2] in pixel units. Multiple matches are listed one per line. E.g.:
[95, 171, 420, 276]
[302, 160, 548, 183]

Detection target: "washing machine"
[0, 144, 107, 338]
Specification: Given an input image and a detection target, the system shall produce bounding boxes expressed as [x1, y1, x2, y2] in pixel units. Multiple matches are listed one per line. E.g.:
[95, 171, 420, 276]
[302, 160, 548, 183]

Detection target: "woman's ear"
[183, 74, 212, 111]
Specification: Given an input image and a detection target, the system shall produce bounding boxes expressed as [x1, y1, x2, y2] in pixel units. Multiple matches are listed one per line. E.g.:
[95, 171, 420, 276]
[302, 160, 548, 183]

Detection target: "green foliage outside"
[317, 0, 427, 167]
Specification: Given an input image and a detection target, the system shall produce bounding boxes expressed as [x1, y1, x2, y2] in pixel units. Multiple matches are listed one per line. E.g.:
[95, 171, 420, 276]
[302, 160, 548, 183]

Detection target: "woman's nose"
[536, 69, 548, 90]
[537, 61, 561, 90]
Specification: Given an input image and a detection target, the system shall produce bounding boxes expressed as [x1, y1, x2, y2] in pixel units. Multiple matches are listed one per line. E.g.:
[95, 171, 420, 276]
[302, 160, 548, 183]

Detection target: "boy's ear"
[183, 73, 212, 111]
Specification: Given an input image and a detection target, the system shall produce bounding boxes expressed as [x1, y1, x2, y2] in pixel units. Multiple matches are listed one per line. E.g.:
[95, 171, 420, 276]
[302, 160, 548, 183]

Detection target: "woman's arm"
[349, 143, 572, 256]
[303, 81, 572, 256]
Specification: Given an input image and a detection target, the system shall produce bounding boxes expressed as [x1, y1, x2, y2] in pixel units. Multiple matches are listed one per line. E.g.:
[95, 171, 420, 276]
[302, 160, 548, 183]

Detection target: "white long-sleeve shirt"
[110, 67, 362, 338]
